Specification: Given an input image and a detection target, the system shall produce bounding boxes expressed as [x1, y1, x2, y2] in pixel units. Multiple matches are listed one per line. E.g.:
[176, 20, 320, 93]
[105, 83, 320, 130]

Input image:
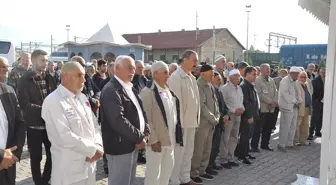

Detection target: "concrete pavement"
[15, 125, 321, 185]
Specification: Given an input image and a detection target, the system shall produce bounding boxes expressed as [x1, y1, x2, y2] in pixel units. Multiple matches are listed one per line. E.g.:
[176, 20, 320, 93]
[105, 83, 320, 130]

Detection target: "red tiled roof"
[122, 28, 245, 50]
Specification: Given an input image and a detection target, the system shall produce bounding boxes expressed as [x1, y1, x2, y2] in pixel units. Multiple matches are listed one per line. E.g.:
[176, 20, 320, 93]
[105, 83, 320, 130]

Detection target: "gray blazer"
[197, 77, 220, 128]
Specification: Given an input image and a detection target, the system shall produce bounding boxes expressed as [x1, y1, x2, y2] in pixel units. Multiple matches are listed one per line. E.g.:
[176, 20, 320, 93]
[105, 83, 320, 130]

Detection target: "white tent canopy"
[86, 23, 129, 44]
[298, 0, 330, 25]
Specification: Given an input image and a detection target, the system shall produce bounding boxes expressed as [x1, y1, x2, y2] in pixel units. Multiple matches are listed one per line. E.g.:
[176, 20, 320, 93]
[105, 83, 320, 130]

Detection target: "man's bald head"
[61, 62, 86, 94]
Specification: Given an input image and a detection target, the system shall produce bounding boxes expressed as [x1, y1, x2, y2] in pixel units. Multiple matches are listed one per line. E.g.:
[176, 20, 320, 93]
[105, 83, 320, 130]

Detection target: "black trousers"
[0, 164, 16, 185]
[236, 118, 252, 158]
[309, 106, 323, 137]
[208, 124, 223, 168]
[251, 113, 273, 149]
[271, 107, 280, 130]
[27, 128, 52, 185]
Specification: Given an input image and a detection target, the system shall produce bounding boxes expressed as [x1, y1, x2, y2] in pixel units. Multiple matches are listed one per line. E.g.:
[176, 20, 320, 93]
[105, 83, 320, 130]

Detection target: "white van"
[0, 40, 16, 67]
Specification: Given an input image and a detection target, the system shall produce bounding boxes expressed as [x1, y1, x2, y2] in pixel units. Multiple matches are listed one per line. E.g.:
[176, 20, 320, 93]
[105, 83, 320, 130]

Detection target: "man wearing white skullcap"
[218, 69, 245, 169]
[278, 66, 302, 152]
[214, 55, 227, 85]
[144, 64, 152, 80]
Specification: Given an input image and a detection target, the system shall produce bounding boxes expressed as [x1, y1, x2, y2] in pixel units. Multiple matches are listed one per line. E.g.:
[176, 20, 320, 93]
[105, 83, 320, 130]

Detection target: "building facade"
[123, 28, 245, 64]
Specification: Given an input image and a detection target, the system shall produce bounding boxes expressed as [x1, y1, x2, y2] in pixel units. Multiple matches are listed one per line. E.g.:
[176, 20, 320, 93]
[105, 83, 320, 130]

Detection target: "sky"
[0, 0, 329, 53]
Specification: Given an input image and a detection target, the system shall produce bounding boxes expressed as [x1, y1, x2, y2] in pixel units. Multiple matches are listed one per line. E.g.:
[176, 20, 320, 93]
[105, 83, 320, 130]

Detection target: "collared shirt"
[0, 100, 8, 150]
[155, 82, 177, 148]
[115, 75, 145, 133]
[220, 81, 244, 113]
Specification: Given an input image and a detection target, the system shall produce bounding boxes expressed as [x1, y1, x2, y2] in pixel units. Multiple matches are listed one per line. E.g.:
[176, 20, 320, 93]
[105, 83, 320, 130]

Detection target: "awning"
[298, 0, 330, 25]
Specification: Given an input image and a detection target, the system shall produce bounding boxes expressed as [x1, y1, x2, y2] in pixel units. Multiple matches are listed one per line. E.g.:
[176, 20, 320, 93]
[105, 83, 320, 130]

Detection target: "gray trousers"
[279, 108, 298, 147]
[219, 114, 241, 163]
[106, 150, 138, 185]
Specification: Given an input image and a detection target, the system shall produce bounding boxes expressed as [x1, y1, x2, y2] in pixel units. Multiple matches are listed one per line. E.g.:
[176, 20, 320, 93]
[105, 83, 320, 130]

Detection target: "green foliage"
[279, 60, 284, 68]
[248, 58, 253, 66]
[319, 59, 326, 68]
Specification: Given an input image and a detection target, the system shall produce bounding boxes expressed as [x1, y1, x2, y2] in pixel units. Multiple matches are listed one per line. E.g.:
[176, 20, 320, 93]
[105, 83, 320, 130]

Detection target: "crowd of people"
[0, 49, 325, 185]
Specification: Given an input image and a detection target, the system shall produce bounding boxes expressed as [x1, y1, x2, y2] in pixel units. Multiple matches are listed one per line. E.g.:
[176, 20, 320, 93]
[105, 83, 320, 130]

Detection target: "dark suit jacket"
[132, 74, 148, 93]
[312, 75, 324, 114]
[100, 77, 150, 155]
[0, 83, 26, 185]
[240, 79, 260, 120]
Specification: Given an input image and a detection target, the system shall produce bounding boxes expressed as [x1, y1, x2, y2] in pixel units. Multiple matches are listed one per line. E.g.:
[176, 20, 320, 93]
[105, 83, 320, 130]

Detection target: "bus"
[0, 40, 16, 66]
[49, 51, 68, 62]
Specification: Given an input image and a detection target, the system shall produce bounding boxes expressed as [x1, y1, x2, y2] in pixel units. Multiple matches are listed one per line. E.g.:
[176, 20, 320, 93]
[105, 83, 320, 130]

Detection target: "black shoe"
[315, 133, 322, 137]
[228, 161, 239, 167]
[104, 167, 109, 175]
[221, 163, 232, 169]
[251, 148, 260, 153]
[307, 136, 314, 140]
[200, 174, 214, 180]
[205, 168, 218, 176]
[137, 155, 146, 164]
[261, 146, 274, 151]
[191, 177, 203, 184]
[239, 157, 252, 165]
[213, 165, 223, 171]
[247, 154, 256, 160]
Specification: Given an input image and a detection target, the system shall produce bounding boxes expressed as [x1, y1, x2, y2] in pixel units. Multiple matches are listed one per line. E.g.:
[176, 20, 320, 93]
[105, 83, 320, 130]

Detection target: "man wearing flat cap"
[190, 64, 220, 184]
[278, 66, 302, 152]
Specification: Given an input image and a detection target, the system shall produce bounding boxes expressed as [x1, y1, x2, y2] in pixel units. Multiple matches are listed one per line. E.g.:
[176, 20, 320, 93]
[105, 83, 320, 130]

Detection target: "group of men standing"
[0, 48, 325, 185]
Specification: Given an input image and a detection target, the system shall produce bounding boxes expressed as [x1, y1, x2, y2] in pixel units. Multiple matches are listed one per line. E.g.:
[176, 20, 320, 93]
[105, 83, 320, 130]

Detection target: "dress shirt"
[220, 81, 244, 114]
[155, 82, 177, 148]
[115, 75, 145, 133]
[0, 100, 8, 150]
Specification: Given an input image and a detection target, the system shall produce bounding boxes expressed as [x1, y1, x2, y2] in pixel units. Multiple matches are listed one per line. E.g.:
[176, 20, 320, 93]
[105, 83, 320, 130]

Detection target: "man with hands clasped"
[41, 62, 103, 185]
[236, 66, 260, 165]
[219, 69, 245, 169]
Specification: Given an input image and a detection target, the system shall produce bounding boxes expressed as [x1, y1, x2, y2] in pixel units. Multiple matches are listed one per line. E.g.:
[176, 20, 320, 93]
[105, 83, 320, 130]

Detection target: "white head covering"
[229, 69, 240, 76]
[289, 66, 301, 73]
[144, 64, 151, 71]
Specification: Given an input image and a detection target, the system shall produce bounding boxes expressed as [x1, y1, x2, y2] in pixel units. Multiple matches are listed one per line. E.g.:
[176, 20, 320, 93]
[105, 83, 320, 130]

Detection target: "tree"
[248, 58, 253, 66]
[319, 59, 326, 68]
[249, 45, 255, 51]
[279, 60, 284, 69]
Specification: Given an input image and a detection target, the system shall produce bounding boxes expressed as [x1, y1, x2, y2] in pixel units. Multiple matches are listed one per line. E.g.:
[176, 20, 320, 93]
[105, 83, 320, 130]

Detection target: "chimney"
[137, 35, 141, 43]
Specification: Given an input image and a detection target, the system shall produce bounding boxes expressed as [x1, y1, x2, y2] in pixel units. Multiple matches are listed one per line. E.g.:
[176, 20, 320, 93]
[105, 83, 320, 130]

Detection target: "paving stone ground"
[15, 118, 321, 185]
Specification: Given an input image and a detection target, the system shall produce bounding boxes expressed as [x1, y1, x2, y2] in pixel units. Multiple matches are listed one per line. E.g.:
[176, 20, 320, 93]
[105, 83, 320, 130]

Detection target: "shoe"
[247, 154, 256, 160]
[286, 145, 298, 150]
[315, 133, 322, 137]
[251, 148, 260, 153]
[205, 168, 218, 176]
[271, 129, 275, 133]
[190, 177, 203, 185]
[301, 141, 311, 146]
[221, 163, 232, 169]
[200, 174, 214, 180]
[104, 167, 109, 175]
[239, 157, 252, 165]
[228, 161, 239, 167]
[261, 146, 274, 151]
[212, 165, 223, 171]
[307, 136, 314, 140]
[277, 145, 287, 153]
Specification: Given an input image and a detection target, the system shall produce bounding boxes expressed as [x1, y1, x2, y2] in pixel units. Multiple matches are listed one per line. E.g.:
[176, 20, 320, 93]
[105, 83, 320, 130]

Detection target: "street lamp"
[66, 25, 70, 42]
[246, 5, 251, 61]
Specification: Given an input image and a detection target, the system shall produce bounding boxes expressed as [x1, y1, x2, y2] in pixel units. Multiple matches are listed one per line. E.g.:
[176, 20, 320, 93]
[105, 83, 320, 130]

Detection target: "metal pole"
[246, 5, 251, 61]
[29, 41, 32, 53]
[51, 35, 53, 53]
[212, 25, 216, 65]
[268, 34, 271, 53]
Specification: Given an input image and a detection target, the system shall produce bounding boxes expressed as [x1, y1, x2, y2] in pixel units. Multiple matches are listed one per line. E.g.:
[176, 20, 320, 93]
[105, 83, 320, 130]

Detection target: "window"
[172, 55, 179, 61]
[148, 54, 153, 61]
[51, 52, 68, 57]
[160, 55, 166, 61]
[0, 41, 11, 54]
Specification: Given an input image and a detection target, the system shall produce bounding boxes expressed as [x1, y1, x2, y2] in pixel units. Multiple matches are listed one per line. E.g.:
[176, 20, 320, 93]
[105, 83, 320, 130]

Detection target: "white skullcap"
[144, 64, 151, 71]
[289, 66, 301, 73]
[151, 61, 168, 74]
[229, 69, 240, 77]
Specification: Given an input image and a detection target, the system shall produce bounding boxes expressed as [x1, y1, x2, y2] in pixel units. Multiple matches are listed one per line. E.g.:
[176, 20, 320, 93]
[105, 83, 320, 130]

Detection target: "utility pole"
[246, 5, 251, 61]
[29, 41, 32, 52]
[66, 25, 70, 42]
[212, 25, 216, 65]
[196, 11, 198, 40]
[51, 35, 53, 53]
